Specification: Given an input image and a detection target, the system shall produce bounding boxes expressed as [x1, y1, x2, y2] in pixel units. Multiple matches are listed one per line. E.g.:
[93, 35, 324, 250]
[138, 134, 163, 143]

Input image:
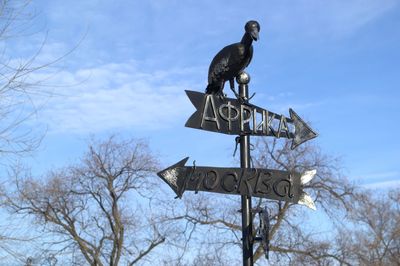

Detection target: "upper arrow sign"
[158, 157, 317, 210]
[185, 90, 317, 149]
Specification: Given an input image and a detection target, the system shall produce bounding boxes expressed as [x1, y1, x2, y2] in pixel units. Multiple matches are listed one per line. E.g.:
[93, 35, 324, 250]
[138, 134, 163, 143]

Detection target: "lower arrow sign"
[157, 157, 316, 210]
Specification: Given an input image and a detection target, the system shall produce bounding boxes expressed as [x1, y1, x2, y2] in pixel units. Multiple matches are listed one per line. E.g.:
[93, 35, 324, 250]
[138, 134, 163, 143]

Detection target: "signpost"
[157, 73, 318, 264]
[157, 21, 318, 265]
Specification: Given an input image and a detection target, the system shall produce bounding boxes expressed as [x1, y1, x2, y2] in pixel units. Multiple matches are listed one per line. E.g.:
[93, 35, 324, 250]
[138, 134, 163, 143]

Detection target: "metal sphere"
[236, 72, 250, 84]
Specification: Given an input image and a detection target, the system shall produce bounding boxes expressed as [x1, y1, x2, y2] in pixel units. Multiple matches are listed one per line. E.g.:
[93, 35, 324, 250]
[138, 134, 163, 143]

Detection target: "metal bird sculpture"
[205, 20, 260, 99]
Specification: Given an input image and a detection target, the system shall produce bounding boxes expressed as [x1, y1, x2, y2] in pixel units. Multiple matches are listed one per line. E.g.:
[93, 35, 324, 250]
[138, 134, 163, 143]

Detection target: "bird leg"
[229, 79, 241, 100]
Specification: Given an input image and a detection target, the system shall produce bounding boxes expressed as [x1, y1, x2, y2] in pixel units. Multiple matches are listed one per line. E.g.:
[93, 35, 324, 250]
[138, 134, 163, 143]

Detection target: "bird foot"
[230, 87, 257, 103]
[236, 92, 256, 104]
[217, 93, 226, 100]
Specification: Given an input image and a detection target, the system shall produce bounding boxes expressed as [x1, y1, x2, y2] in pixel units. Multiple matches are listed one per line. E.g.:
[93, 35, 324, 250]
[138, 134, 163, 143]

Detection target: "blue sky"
[7, 0, 399, 189]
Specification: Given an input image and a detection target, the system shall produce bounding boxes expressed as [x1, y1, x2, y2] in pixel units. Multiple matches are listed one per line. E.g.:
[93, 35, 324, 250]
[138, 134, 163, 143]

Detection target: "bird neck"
[241, 32, 253, 48]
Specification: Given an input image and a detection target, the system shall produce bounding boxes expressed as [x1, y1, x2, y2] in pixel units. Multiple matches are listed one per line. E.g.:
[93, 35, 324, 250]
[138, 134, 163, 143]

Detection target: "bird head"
[245, 20, 260, 41]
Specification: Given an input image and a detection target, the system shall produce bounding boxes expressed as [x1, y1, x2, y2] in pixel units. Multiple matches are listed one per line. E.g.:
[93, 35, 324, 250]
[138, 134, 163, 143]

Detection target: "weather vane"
[158, 20, 318, 266]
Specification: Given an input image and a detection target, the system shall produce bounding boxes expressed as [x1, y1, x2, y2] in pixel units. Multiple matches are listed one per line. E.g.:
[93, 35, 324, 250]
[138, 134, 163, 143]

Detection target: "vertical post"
[237, 72, 253, 266]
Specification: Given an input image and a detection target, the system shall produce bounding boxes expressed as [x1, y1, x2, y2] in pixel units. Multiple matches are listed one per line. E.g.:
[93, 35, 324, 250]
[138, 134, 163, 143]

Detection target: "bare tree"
[160, 138, 357, 265]
[1, 136, 397, 265]
[250, 138, 356, 264]
[0, 0, 68, 157]
[334, 188, 400, 266]
[0, 0, 61, 262]
[1, 136, 171, 265]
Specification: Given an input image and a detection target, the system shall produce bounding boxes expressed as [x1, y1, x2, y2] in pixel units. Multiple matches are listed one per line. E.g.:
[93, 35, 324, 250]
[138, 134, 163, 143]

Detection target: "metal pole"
[237, 72, 253, 266]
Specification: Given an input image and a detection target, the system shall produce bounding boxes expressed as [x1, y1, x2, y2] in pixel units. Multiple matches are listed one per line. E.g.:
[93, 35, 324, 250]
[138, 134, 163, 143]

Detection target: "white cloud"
[34, 61, 201, 134]
[356, 171, 400, 189]
[34, 0, 400, 60]
[13, 0, 399, 135]
[266, 0, 398, 39]
[253, 92, 325, 114]
[363, 179, 400, 189]
[361, 171, 399, 180]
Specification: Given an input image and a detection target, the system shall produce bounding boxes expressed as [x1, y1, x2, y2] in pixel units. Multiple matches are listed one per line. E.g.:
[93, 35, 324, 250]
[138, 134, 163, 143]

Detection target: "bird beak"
[251, 30, 259, 41]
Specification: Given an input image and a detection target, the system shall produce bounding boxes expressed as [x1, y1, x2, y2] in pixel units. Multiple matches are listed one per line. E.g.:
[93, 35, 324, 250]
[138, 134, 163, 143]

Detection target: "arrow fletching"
[298, 193, 316, 210]
[300, 169, 316, 185]
[298, 169, 317, 210]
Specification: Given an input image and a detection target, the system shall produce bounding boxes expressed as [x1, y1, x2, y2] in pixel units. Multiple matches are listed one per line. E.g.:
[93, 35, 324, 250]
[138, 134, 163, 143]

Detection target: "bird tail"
[205, 84, 212, 94]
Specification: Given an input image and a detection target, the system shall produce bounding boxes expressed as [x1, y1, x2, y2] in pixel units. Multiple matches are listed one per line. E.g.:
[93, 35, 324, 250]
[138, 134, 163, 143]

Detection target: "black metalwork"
[206, 21, 260, 98]
[185, 90, 317, 149]
[238, 73, 253, 266]
[157, 20, 320, 266]
[157, 157, 315, 206]
[253, 206, 270, 260]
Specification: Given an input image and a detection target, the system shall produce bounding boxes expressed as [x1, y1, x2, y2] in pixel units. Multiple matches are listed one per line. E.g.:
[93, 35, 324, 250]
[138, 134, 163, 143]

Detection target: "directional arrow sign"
[158, 157, 316, 209]
[185, 90, 317, 149]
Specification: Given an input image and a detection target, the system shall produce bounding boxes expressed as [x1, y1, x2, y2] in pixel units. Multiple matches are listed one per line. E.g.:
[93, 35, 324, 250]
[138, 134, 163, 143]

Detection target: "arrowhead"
[157, 157, 189, 198]
[289, 108, 318, 150]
